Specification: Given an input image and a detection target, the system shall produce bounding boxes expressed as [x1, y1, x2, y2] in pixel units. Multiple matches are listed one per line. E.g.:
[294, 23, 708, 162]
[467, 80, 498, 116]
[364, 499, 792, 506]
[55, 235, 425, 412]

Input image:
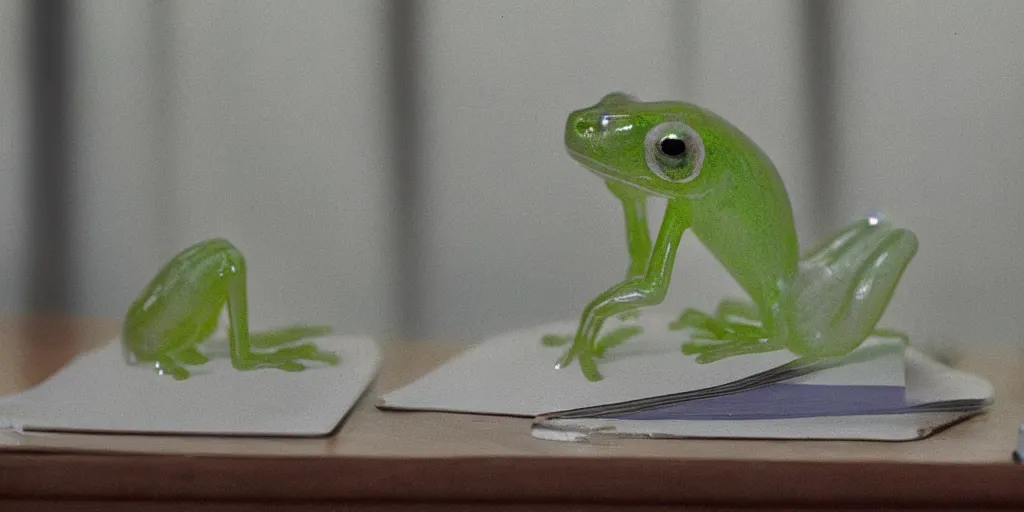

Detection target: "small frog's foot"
[669, 298, 765, 341]
[234, 343, 341, 372]
[552, 325, 644, 381]
[152, 357, 191, 380]
[681, 336, 784, 364]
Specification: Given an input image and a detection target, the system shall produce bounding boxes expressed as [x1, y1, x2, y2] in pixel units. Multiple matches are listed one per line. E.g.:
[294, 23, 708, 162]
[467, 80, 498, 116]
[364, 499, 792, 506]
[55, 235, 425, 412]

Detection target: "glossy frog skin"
[554, 93, 918, 381]
[122, 238, 340, 380]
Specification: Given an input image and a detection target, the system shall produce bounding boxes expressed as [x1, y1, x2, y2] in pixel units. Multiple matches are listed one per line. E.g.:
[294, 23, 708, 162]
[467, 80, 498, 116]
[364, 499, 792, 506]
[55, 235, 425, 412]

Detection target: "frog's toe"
[153, 357, 190, 380]
[277, 361, 306, 372]
[541, 333, 572, 347]
[683, 336, 784, 363]
[235, 343, 341, 372]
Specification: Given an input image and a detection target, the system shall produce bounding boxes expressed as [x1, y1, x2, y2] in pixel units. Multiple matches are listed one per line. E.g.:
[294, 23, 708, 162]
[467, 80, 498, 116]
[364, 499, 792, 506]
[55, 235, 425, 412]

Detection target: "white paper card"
[377, 313, 900, 417]
[0, 334, 381, 437]
[532, 411, 979, 443]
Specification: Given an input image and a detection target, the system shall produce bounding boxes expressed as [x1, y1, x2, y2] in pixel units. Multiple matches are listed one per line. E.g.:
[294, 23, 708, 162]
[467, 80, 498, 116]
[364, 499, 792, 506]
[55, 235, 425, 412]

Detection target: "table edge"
[2, 452, 1023, 507]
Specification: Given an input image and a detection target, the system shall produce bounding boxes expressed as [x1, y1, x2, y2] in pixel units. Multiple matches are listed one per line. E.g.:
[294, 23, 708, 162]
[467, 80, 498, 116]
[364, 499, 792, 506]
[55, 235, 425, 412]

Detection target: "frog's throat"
[566, 148, 707, 200]
[566, 148, 668, 198]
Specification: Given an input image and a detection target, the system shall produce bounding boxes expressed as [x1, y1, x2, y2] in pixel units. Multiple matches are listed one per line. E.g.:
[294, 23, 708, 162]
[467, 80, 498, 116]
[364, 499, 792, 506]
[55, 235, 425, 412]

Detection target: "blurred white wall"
[0, 0, 28, 313]
[70, 0, 168, 319]
[69, 0, 395, 336]
[9, 0, 1024, 349]
[833, 0, 1024, 351]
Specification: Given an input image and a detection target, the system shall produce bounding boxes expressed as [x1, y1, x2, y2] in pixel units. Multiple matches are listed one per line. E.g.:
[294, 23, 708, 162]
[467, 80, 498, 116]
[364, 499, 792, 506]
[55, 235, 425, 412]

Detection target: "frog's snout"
[567, 109, 597, 138]
[565, 110, 595, 154]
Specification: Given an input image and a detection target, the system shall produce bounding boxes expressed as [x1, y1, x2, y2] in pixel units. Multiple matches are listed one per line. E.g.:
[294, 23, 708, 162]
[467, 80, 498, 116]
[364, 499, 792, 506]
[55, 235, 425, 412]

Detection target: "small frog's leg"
[557, 200, 690, 381]
[250, 325, 333, 348]
[221, 249, 340, 371]
[606, 179, 652, 321]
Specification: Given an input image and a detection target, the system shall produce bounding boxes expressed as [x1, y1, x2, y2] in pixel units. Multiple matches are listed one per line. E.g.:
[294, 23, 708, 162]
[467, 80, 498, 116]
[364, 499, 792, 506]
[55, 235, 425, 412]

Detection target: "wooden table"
[1, 317, 1023, 510]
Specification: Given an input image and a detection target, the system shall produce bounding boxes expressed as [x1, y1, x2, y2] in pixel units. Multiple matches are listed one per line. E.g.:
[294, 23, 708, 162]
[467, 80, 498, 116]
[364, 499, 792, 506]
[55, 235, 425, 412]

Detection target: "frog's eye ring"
[645, 121, 704, 183]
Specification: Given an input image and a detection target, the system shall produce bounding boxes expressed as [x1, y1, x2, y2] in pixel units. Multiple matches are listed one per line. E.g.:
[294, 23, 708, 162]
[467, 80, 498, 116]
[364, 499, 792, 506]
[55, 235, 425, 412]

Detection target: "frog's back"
[684, 106, 799, 309]
[123, 238, 240, 360]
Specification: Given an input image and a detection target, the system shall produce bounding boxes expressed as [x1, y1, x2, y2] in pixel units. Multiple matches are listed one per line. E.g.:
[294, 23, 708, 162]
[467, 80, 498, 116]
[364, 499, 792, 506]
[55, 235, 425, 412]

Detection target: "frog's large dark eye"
[659, 136, 686, 158]
[645, 121, 704, 183]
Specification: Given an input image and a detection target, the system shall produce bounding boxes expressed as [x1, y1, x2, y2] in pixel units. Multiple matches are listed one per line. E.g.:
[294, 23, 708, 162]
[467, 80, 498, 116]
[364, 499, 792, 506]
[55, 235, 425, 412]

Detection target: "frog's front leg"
[221, 249, 340, 372]
[606, 179, 653, 321]
[606, 179, 652, 281]
[556, 200, 690, 381]
[539, 180, 651, 347]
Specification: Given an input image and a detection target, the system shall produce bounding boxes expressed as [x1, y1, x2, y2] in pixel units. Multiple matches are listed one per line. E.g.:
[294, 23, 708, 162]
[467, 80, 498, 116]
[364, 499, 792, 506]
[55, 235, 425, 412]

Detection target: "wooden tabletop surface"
[1, 316, 1023, 509]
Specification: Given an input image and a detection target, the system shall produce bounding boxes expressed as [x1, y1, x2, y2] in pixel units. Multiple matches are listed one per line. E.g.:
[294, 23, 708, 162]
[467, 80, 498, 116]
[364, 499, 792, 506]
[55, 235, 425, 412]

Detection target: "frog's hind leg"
[219, 246, 340, 372]
[790, 219, 918, 357]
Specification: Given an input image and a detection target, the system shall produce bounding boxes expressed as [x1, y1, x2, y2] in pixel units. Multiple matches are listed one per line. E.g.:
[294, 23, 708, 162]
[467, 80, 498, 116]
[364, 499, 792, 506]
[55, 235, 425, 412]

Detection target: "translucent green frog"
[121, 238, 340, 380]
[554, 93, 918, 381]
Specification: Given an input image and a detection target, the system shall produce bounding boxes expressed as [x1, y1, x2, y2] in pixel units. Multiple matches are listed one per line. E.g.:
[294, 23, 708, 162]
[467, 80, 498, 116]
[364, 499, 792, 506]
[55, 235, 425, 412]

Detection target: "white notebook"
[378, 314, 993, 441]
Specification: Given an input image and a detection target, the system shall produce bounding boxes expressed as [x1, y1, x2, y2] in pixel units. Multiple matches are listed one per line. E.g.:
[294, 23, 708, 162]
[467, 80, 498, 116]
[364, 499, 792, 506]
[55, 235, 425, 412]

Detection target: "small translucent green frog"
[554, 93, 918, 381]
[122, 238, 340, 380]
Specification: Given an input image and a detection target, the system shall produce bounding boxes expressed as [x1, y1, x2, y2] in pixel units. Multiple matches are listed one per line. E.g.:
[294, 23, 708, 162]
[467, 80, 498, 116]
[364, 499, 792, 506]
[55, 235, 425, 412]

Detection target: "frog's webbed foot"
[550, 325, 643, 355]
[682, 336, 785, 363]
[152, 347, 210, 380]
[669, 297, 764, 338]
[544, 323, 638, 380]
[153, 358, 190, 380]
[542, 310, 644, 376]
[542, 321, 643, 351]
[789, 217, 918, 357]
[233, 343, 340, 372]
[670, 298, 785, 363]
[237, 326, 340, 372]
